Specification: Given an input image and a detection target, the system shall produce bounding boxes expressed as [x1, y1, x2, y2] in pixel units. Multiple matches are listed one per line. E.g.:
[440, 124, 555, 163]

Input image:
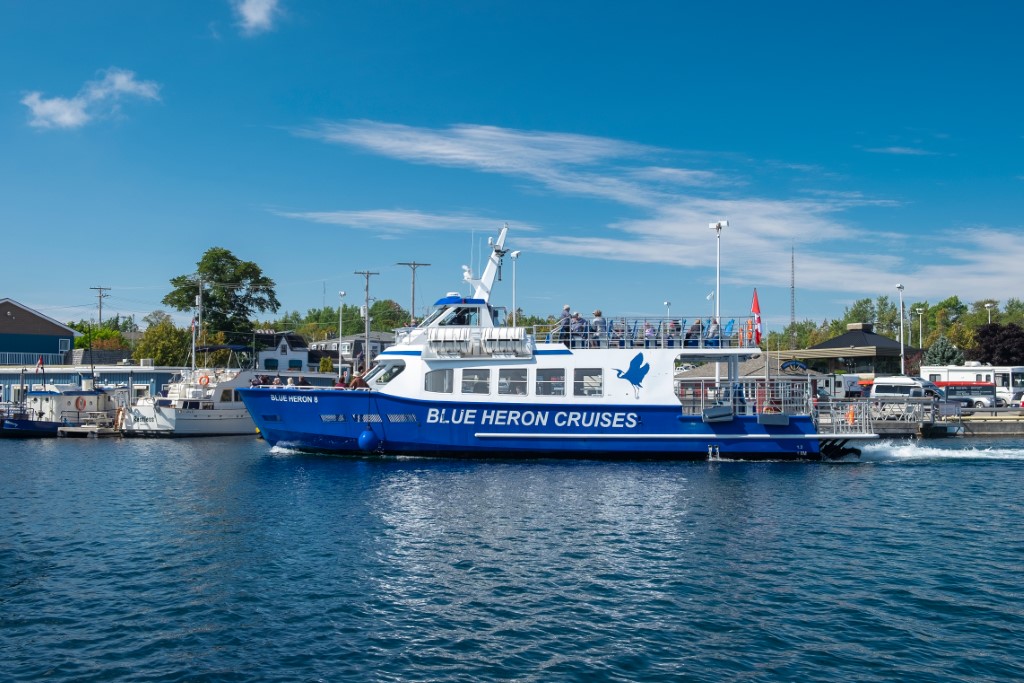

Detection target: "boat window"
[441, 307, 479, 327]
[536, 369, 565, 396]
[424, 369, 453, 393]
[372, 361, 406, 385]
[498, 368, 528, 395]
[574, 368, 603, 397]
[462, 369, 490, 394]
[219, 389, 233, 402]
[264, 359, 279, 371]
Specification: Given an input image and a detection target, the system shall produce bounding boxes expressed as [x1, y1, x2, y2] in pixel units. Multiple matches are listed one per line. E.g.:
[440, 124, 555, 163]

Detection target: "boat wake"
[860, 439, 1024, 462]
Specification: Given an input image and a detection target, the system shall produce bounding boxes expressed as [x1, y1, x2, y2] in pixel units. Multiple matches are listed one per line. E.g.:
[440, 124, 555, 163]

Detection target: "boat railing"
[674, 378, 875, 435]
[534, 315, 759, 350]
[677, 378, 808, 417]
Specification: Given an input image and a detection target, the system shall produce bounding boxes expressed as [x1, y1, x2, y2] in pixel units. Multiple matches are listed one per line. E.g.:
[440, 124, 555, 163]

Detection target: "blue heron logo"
[614, 352, 650, 399]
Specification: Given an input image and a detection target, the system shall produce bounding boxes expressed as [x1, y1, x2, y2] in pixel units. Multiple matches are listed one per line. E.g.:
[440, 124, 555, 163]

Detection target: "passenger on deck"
[644, 321, 656, 348]
[296, 375, 310, 386]
[707, 318, 721, 343]
[556, 305, 571, 346]
[591, 310, 606, 348]
[571, 312, 590, 348]
[349, 374, 369, 389]
[272, 375, 283, 386]
[685, 320, 703, 347]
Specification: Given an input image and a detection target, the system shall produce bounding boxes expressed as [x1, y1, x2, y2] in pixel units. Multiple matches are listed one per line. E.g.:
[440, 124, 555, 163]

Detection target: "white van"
[869, 376, 932, 399]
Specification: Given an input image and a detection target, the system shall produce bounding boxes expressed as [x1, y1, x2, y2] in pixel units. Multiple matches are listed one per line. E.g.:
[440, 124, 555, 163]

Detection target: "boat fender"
[846, 406, 856, 425]
[358, 429, 380, 452]
[199, 375, 210, 386]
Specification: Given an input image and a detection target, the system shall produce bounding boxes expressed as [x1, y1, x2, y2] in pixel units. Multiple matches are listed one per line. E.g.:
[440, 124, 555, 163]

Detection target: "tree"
[1004, 298, 1024, 326]
[163, 247, 280, 338]
[319, 357, 334, 374]
[923, 335, 965, 365]
[133, 320, 191, 366]
[970, 323, 1024, 365]
[369, 299, 409, 331]
[143, 310, 173, 329]
[65, 320, 128, 350]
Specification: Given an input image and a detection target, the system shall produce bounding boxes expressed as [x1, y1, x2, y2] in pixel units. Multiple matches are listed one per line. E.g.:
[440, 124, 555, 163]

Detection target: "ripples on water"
[2, 437, 1023, 682]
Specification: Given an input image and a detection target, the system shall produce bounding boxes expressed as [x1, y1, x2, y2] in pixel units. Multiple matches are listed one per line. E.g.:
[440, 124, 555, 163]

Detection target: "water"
[2, 437, 1023, 682]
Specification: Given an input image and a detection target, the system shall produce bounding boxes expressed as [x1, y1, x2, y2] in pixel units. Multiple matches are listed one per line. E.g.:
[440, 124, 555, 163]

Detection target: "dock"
[57, 412, 119, 438]
[864, 398, 1024, 438]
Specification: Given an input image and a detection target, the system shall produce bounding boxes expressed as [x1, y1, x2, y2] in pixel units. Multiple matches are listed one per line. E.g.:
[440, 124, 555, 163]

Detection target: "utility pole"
[397, 261, 430, 325]
[90, 286, 110, 326]
[354, 270, 378, 372]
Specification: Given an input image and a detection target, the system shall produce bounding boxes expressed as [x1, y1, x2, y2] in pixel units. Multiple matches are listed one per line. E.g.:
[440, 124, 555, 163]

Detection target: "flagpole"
[709, 221, 728, 387]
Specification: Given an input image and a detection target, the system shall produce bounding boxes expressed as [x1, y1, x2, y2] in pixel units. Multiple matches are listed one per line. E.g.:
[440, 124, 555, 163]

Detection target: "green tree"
[368, 299, 409, 331]
[873, 295, 900, 339]
[923, 335, 965, 365]
[828, 298, 876, 337]
[143, 310, 173, 329]
[133, 320, 191, 366]
[65, 320, 128, 350]
[1004, 298, 1024, 326]
[932, 296, 968, 333]
[319, 357, 335, 374]
[163, 247, 280, 337]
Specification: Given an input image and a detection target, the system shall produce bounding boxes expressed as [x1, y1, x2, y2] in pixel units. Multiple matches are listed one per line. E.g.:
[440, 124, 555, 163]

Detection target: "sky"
[3, 1, 1023, 335]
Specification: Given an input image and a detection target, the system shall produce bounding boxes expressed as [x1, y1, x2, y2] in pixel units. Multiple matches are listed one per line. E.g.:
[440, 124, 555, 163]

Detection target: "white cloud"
[273, 208, 538, 238]
[234, 0, 281, 35]
[864, 146, 935, 156]
[21, 67, 160, 129]
[290, 119, 1022, 308]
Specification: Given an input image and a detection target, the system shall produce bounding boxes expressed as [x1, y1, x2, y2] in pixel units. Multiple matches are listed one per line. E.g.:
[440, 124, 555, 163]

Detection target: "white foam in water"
[860, 438, 1024, 462]
[269, 443, 304, 456]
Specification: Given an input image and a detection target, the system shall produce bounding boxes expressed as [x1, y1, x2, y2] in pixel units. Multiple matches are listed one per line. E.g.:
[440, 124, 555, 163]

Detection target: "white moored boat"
[121, 368, 256, 436]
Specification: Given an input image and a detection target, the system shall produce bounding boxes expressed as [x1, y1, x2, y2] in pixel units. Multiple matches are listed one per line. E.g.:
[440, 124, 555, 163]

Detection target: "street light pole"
[985, 302, 994, 324]
[355, 270, 378, 372]
[337, 291, 346, 380]
[913, 307, 924, 348]
[896, 284, 905, 374]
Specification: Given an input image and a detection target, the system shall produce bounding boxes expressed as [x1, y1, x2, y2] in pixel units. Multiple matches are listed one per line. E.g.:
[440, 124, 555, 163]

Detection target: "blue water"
[2, 438, 1023, 682]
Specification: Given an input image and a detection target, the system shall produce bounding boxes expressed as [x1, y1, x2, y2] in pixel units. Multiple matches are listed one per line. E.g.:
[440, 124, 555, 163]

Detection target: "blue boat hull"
[240, 388, 825, 461]
[1, 418, 61, 438]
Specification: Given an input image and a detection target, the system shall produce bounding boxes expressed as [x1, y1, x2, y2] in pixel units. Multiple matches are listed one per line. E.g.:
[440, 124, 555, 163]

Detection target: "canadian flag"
[35, 355, 44, 373]
[751, 289, 762, 345]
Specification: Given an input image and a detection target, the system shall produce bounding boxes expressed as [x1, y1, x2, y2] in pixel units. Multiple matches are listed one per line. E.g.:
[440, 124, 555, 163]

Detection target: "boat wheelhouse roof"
[433, 295, 486, 306]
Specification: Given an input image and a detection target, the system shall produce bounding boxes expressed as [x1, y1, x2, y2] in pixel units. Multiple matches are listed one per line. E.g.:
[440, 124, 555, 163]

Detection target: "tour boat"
[238, 225, 876, 460]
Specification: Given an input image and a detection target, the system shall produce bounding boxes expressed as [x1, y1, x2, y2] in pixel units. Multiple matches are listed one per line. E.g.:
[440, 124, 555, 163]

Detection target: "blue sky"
[3, 1, 1022, 334]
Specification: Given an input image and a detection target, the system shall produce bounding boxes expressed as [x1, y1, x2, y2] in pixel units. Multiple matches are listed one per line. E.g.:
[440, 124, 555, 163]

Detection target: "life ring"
[199, 374, 210, 386]
[74, 396, 87, 411]
[846, 406, 856, 425]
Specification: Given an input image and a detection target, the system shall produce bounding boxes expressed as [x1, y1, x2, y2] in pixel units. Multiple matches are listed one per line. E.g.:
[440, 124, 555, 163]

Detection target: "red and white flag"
[35, 355, 44, 373]
[751, 289, 762, 345]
